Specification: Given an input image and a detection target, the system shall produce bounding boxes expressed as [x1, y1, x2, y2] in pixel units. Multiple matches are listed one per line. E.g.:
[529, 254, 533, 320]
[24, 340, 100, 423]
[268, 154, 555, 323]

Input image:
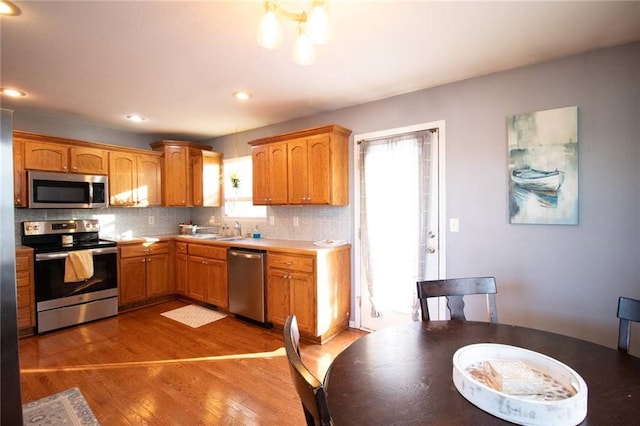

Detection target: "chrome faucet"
[234, 221, 242, 237]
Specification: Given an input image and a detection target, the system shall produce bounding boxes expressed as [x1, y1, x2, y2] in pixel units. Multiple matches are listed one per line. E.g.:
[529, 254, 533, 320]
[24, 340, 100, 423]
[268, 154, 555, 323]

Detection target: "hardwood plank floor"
[19, 300, 367, 425]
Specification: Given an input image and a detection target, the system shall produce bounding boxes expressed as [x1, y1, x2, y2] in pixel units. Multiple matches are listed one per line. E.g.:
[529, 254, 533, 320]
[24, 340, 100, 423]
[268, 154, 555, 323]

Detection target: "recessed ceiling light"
[233, 91, 252, 101]
[0, 88, 26, 97]
[0, 1, 20, 16]
[126, 114, 146, 123]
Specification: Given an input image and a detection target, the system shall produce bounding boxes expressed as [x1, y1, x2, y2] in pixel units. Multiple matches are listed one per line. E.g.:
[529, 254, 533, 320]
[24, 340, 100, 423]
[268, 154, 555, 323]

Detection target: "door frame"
[352, 120, 447, 329]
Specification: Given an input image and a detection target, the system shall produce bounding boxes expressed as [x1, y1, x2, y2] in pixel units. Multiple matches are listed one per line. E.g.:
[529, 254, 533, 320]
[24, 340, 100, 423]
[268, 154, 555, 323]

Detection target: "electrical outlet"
[269, 216, 275, 226]
[148, 215, 155, 225]
[293, 216, 299, 227]
[449, 218, 459, 232]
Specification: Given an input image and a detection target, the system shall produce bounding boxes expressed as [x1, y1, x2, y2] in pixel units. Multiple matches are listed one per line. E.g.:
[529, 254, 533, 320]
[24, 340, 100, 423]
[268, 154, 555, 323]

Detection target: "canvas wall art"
[508, 106, 578, 225]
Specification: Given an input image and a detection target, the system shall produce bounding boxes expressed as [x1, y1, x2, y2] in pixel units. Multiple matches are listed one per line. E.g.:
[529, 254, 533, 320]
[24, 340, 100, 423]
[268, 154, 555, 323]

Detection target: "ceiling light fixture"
[233, 91, 252, 101]
[257, 0, 330, 66]
[0, 87, 26, 97]
[0, 1, 20, 16]
[126, 114, 146, 123]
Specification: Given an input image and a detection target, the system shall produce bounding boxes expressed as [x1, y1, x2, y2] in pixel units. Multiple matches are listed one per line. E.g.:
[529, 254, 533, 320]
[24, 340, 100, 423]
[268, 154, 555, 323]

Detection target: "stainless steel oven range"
[21, 219, 118, 333]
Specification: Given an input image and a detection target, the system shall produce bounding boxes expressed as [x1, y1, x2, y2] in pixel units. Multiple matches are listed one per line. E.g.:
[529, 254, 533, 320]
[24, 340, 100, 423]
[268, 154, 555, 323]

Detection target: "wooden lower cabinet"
[266, 246, 350, 343]
[16, 248, 36, 336]
[118, 241, 172, 308]
[175, 242, 188, 296]
[186, 244, 228, 308]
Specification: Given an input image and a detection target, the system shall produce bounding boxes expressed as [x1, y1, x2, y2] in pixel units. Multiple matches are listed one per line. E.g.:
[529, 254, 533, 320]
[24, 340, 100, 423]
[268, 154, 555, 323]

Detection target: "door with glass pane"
[356, 123, 443, 331]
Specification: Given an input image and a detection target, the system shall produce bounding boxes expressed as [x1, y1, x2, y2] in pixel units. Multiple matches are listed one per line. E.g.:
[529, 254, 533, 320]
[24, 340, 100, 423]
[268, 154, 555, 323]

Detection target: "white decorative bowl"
[452, 343, 587, 426]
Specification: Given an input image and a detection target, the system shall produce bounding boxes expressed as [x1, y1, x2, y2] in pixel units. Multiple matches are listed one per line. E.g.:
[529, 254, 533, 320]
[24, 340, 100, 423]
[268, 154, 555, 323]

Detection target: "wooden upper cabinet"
[108, 150, 162, 207]
[165, 145, 189, 206]
[109, 151, 136, 206]
[12, 130, 161, 208]
[69, 146, 108, 174]
[192, 150, 222, 207]
[249, 124, 351, 206]
[137, 154, 162, 207]
[22, 138, 107, 175]
[13, 137, 26, 207]
[151, 140, 222, 207]
[24, 140, 69, 172]
[252, 142, 288, 205]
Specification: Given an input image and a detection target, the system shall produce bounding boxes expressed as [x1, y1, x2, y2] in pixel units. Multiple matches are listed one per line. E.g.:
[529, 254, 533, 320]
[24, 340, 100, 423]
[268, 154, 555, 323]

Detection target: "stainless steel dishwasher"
[228, 247, 267, 323]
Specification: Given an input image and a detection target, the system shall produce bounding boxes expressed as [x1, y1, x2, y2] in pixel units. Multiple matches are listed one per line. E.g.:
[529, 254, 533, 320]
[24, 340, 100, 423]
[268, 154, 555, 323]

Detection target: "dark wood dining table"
[324, 320, 640, 425]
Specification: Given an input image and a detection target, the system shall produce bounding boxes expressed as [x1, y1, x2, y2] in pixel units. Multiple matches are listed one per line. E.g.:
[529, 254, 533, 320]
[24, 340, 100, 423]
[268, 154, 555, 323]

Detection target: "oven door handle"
[35, 246, 118, 261]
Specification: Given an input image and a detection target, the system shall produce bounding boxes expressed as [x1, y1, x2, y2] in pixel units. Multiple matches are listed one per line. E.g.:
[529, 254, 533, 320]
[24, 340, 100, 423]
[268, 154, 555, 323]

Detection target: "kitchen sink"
[185, 234, 245, 241]
[214, 236, 246, 241]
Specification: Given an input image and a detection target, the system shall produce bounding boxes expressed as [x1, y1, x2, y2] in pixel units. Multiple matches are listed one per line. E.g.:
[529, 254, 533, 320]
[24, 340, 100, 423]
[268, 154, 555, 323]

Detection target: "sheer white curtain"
[359, 129, 436, 318]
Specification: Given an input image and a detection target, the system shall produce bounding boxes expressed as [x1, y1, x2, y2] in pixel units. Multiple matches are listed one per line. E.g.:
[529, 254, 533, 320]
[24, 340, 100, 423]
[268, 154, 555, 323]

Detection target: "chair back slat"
[617, 296, 640, 353]
[284, 315, 333, 426]
[417, 277, 498, 323]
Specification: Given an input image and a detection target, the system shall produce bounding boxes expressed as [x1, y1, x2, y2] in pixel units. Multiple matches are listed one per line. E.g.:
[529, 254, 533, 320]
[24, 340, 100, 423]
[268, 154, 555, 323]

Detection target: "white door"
[355, 121, 445, 331]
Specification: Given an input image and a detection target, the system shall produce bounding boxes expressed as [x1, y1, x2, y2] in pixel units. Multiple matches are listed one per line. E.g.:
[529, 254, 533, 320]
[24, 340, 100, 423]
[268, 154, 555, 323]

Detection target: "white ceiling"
[1, 1, 639, 140]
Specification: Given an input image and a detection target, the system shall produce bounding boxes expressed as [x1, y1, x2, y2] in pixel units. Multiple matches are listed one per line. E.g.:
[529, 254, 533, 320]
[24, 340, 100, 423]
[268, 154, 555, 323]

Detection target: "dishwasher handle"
[229, 248, 265, 260]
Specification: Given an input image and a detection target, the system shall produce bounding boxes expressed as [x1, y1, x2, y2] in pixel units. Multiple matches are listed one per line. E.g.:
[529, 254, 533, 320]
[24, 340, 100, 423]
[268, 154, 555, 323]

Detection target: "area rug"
[161, 304, 227, 328]
[22, 387, 99, 425]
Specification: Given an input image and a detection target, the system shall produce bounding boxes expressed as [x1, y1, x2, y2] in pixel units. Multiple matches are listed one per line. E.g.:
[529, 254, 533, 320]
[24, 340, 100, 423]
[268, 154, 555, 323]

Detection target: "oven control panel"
[22, 219, 100, 236]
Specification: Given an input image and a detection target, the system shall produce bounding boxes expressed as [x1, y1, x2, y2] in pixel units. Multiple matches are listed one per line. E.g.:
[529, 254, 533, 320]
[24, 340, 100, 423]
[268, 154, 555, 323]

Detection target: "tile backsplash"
[15, 205, 351, 244]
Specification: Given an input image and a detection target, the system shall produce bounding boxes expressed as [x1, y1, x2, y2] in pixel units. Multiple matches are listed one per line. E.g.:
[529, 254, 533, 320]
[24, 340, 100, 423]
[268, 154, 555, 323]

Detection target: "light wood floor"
[19, 300, 367, 425]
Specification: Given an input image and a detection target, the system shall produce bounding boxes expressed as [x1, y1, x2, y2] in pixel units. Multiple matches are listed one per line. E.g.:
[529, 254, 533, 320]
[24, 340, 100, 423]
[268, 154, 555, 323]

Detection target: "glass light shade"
[306, 3, 330, 45]
[292, 31, 316, 66]
[257, 10, 282, 49]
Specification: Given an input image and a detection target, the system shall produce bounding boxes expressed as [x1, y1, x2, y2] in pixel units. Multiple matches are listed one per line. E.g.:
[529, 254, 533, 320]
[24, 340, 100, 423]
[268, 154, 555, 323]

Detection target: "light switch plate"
[450, 218, 459, 232]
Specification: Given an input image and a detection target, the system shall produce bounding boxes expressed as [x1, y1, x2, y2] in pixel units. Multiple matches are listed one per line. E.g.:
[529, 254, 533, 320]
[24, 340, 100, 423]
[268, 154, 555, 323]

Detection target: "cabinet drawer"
[188, 244, 227, 260]
[120, 241, 169, 258]
[175, 242, 188, 254]
[268, 253, 314, 273]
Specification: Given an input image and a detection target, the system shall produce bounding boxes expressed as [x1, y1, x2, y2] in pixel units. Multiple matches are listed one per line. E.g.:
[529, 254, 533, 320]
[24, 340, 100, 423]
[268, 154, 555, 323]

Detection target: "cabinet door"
[176, 253, 188, 295]
[109, 151, 136, 206]
[287, 138, 309, 204]
[15, 252, 35, 330]
[252, 143, 288, 205]
[191, 153, 204, 206]
[164, 146, 189, 206]
[252, 145, 270, 204]
[24, 141, 69, 172]
[119, 257, 148, 304]
[269, 143, 289, 204]
[137, 154, 162, 207]
[205, 259, 228, 308]
[13, 137, 26, 207]
[146, 253, 171, 298]
[289, 271, 316, 335]
[69, 146, 108, 174]
[202, 151, 222, 207]
[266, 268, 290, 326]
[187, 255, 208, 302]
[306, 135, 332, 204]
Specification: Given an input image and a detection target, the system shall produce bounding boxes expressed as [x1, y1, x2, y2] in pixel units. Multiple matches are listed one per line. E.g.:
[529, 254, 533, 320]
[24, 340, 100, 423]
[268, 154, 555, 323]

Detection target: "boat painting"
[507, 106, 578, 225]
[511, 168, 565, 192]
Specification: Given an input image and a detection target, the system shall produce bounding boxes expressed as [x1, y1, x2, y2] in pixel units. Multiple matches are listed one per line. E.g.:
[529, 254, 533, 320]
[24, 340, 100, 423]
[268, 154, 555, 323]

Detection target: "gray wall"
[13, 109, 160, 150]
[209, 42, 640, 353]
[11, 42, 639, 354]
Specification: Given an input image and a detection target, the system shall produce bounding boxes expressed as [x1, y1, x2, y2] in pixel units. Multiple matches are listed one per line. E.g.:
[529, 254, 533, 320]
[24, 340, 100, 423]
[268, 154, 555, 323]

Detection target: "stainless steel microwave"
[28, 171, 108, 209]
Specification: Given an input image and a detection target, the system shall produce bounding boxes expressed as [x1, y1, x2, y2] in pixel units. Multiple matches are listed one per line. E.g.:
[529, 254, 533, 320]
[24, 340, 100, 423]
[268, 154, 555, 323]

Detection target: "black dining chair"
[283, 315, 332, 426]
[416, 277, 498, 323]
[617, 296, 640, 353]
